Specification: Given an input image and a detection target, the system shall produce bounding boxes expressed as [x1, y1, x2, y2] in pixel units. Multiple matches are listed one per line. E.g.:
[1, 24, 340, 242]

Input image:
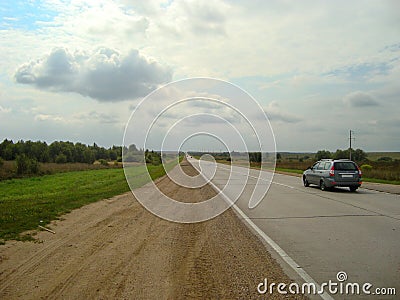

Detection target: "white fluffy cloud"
[264, 101, 302, 123]
[15, 47, 172, 101]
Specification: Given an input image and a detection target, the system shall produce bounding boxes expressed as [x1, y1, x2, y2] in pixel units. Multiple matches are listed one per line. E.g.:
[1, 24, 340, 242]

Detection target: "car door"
[308, 162, 320, 184]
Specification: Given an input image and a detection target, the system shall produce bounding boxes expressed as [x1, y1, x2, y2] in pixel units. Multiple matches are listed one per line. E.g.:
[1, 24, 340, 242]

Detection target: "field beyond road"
[0, 160, 305, 299]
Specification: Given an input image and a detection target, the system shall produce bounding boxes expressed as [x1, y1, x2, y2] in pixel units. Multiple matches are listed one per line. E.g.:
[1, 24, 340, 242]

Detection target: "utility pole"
[349, 130, 355, 160]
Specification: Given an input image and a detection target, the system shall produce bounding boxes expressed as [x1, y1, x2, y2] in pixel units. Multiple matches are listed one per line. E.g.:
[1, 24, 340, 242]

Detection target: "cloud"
[343, 91, 379, 107]
[152, 0, 228, 37]
[15, 47, 172, 101]
[34, 113, 64, 122]
[0, 105, 11, 113]
[263, 101, 302, 123]
[74, 111, 120, 124]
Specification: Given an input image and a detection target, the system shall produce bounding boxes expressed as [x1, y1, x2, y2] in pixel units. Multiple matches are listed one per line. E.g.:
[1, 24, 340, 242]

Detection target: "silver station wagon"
[303, 159, 362, 192]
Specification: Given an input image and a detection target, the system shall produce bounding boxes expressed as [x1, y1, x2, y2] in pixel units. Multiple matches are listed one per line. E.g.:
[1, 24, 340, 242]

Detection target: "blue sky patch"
[324, 62, 392, 80]
[0, 0, 58, 30]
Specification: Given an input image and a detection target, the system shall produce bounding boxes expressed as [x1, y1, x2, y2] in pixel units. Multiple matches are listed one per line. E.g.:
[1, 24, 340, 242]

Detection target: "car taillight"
[329, 165, 335, 177]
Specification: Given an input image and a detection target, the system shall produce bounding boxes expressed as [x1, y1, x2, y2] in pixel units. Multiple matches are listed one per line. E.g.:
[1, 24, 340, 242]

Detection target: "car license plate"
[341, 174, 353, 178]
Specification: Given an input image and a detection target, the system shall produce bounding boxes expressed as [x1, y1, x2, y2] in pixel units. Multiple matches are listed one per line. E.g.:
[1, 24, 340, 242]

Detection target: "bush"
[99, 159, 109, 166]
[55, 154, 67, 164]
[30, 158, 39, 174]
[361, 164, 373, 172]
[16, 154, 30, 174]
[0, 157, 3, 167]
[378, 156, 393, 162]
[15, 154, 39, 175]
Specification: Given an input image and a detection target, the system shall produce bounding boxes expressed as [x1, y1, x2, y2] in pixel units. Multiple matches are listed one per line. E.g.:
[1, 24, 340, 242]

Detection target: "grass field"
[0, 160, 178, 242]
[0, 160, 120, 181]
[365, 152, 400, 161]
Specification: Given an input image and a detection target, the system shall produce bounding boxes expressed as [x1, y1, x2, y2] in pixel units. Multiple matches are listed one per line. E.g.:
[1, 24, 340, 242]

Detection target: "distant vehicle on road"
[303, 159, 362, 192]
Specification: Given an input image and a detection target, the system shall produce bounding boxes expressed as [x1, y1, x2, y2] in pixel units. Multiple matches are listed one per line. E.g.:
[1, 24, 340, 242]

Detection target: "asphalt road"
[188, 157, 400, 299]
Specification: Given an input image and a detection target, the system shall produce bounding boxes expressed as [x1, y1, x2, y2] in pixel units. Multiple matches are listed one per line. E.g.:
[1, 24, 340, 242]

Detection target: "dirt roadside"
[0, 161, 306, 299]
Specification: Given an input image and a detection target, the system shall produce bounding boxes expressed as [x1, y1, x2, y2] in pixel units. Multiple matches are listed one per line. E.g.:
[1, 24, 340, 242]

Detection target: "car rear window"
[334, 162, 357, 171]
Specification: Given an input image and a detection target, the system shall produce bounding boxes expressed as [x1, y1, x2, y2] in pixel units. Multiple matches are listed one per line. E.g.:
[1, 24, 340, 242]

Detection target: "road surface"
[188, 157, 400, 299]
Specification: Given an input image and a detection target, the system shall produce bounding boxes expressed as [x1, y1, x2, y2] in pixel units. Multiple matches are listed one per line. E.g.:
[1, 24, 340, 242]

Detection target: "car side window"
[324, 162, 331, 170]
[312, 162, 319, 170]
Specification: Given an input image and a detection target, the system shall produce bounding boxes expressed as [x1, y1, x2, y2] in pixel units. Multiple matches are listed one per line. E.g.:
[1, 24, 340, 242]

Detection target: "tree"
[108, 149, 118, 161]
[83, 149, 95, 164]
[55, 154, 67, 164]
[315, 150, 332, 160]
[16, 154, 30, 174]
[15, 154, 39, 174]
[353, 148, 367, 162]
[333, 149, 349, 160]
[129, 144, 139, 152]
[3, 143, 16, 160]
[249, 152, 261, 163]
[49, 141, 62, 162]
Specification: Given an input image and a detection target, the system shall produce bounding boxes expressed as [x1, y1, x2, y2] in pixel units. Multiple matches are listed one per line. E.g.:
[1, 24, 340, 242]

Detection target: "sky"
[0, 0, 399, 152]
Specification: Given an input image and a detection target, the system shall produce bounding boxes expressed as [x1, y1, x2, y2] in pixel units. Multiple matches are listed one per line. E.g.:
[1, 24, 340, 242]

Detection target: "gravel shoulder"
[0, 161, 306, 299]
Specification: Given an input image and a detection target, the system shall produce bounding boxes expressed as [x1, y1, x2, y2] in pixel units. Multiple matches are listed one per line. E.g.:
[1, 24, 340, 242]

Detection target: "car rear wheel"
[349, 186, 358, 192]
[320, 180, 327, 191]
[303, 176, 309, 187]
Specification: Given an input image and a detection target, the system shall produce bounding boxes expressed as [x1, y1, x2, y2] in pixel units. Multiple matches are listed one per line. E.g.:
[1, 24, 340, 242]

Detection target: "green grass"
[0, 159, 179, 242]
[362, 177, 400, 185]
[275, 167, 303, 175]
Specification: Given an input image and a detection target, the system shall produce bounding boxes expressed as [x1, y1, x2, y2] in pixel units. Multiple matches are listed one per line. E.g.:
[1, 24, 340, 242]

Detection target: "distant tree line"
[315, 148, 367, 162]
[124, 145, 164, 166]
[0, 139, 122, 164]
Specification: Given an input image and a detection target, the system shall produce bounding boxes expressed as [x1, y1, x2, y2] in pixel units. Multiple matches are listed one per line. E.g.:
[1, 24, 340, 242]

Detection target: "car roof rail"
[320, 158, 333, 161]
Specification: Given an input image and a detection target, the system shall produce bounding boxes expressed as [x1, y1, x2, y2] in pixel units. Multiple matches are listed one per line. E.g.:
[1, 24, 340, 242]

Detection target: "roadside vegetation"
[0, 139, 124, 180]
[192, 150, 400, 184]
[0, 139, 175, 180]
[0, 157, 179, 243]
[0, 138, 182, 242]
[276, 149, 400, 184]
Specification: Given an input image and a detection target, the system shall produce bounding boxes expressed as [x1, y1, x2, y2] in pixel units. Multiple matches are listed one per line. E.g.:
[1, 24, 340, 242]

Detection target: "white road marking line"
[218, 164, 295, 189]
[272, 182, 295, 189]
[188, 159, 333, 300]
